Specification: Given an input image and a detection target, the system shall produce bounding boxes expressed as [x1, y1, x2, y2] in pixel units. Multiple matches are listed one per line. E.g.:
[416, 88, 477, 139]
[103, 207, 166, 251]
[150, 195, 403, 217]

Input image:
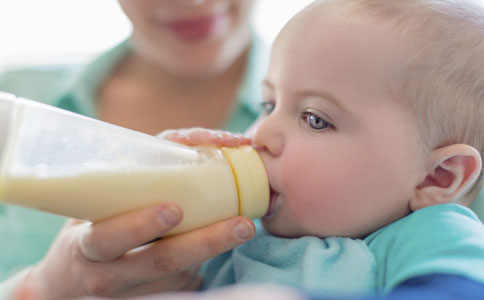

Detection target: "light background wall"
[0, 0, 313, 71]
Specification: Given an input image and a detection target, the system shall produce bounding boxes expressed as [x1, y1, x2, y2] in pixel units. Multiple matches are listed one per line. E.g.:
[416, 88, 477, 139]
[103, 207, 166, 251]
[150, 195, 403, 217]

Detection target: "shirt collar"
[54, 32, 270, 118]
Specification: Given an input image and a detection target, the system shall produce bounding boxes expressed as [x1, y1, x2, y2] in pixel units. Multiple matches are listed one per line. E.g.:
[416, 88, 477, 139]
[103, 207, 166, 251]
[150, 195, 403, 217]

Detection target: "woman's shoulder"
[0, 64, 82, 105]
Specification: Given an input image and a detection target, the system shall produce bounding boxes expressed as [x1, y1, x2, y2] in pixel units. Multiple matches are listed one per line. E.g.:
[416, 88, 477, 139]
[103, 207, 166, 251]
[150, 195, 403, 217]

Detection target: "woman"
[0, 0, 269, 298]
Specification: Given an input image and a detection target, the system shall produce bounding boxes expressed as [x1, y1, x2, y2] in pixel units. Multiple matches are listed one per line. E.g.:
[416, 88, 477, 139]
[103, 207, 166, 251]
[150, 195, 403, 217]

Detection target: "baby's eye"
[302, 112, 333, 130]
[260, 101, 275, 115]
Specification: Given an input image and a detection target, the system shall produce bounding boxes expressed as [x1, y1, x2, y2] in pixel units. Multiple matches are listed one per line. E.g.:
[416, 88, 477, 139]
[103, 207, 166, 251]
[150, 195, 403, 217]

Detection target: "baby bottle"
[0, 92, 269, 236]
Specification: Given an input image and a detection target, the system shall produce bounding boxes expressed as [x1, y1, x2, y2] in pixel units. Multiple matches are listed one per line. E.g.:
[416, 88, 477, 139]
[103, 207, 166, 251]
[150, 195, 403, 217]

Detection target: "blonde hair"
[310, 0, 484, 198]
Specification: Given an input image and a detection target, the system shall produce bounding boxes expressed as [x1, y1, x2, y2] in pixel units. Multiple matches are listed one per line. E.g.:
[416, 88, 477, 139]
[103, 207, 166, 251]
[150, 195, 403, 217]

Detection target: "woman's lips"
[163, 13, 226, 41]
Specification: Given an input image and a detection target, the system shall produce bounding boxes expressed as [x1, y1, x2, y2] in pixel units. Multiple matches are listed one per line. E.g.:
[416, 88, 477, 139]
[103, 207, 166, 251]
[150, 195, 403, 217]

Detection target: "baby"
[163, 0, 484, 298]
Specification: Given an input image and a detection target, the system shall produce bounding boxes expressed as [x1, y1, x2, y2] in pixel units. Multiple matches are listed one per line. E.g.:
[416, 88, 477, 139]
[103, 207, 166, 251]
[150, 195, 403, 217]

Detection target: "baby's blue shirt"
[365, 203, 484, 293]
[202, 204, 484, 298]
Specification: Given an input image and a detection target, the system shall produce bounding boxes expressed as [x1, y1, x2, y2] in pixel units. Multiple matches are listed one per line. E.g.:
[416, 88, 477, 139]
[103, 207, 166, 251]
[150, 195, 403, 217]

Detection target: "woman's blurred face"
[118, 0, 254, 78]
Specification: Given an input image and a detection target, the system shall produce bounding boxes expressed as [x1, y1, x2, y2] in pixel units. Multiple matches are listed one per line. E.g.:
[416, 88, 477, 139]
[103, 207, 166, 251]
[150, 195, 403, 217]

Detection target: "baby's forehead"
[274, 3, 403, 59]
[276, 2, 379, 46]
[273, 8, 335, 51]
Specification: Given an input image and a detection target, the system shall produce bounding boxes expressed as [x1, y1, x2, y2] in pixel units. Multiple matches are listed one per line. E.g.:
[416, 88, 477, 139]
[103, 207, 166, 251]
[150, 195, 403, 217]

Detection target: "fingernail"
[234, 221, 254, 240]
[159, 206, 182, 227]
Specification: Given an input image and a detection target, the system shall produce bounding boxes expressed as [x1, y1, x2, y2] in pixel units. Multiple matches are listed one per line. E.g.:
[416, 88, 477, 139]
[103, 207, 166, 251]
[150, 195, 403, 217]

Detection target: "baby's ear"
[411, 144, 482, 211]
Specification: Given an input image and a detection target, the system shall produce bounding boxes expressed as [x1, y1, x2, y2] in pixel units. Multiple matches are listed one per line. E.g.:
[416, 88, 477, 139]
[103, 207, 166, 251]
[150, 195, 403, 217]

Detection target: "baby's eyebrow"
[297, 89, 348, 113]
[262, 79, 348, 114]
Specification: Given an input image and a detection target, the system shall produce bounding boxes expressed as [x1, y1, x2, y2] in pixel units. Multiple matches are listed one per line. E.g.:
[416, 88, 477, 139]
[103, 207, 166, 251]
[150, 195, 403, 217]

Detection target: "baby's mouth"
[264, 186, 279, 218]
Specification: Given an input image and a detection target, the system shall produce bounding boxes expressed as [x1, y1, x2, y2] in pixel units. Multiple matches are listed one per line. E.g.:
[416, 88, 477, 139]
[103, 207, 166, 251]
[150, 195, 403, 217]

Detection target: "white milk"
[0, 163, 239, 236]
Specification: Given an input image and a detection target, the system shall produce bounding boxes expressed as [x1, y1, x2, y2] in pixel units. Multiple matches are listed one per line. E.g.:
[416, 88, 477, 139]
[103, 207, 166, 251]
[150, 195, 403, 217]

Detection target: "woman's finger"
[183, 128, 252, 147]
[158, 130, 191, 144]
[74, 217, 253, 295]
[159, 128, 252, 147]
[158, 128, 219, 146]
[182, 128, 224, 146]
[79, 204, 183, 262]
[122, 217, 255, 282]
[213, 130, 252, 147]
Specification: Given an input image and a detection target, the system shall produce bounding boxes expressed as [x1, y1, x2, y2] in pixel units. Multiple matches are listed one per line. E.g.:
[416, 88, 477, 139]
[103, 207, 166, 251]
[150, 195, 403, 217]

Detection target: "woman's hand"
[17, 204, 255, 299]
[159, 128, 252, 147]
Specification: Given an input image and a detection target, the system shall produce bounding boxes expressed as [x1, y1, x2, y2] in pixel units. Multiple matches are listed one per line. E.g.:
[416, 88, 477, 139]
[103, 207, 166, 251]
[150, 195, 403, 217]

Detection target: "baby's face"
[253, 8, 429, 238]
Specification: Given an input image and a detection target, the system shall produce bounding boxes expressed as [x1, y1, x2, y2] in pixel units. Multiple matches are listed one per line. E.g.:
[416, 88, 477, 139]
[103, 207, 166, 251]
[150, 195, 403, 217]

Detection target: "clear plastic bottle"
[0, 92, 269, 236]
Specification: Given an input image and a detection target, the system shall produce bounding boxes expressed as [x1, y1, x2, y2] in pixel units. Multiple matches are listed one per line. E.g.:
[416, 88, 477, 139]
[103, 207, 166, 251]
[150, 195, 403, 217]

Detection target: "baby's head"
[253, 0, 484, 239]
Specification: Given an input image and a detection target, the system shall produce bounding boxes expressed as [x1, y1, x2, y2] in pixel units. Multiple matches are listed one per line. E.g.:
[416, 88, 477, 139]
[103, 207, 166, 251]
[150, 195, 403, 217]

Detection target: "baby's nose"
[252, 118, 284, 157]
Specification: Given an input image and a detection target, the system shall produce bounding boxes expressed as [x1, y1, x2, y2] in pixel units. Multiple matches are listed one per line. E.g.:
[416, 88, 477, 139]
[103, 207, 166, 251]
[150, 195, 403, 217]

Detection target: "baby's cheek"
[281, 152, 350, 231]
[283, 149, 348, 197]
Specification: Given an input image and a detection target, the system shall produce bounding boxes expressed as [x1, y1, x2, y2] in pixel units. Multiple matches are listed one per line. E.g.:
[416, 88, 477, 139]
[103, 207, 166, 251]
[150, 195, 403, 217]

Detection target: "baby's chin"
[261, 218, 306, 239]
